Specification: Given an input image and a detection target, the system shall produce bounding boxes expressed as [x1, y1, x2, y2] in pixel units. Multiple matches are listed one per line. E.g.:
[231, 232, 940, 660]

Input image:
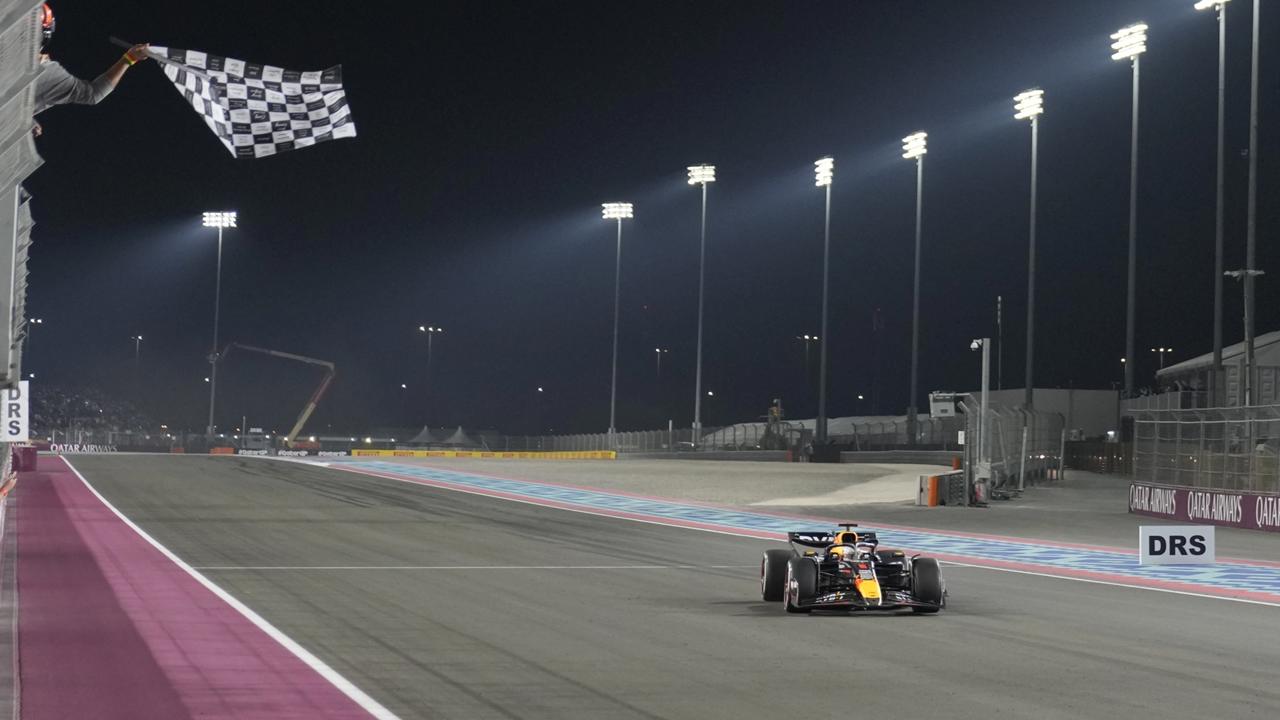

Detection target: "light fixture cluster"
[1111, 23, 1148, 62]
[202, 211, 237, 228]
[686, 165, 716, 185]
[813, 157, 834, 187]
[601, 202, 634, 220]
[1014, 89, 1045, 121]
[902, 132, 927, 160]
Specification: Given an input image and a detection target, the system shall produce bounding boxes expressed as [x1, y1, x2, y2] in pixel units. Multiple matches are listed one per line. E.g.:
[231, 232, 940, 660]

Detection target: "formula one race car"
[760, 524, 946, 614]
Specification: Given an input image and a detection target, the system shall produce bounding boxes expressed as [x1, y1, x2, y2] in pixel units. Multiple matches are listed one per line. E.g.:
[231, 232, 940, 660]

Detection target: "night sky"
[23, 0, 1280, 435]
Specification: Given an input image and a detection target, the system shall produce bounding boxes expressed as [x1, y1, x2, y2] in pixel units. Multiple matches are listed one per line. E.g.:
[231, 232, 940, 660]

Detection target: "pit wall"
[1129, 480, 1280, 533]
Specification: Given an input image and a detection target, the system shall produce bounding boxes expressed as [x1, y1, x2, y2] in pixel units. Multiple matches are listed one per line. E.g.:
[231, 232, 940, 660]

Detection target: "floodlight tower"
[601, 202, 633, 444]
[902, 132, 927, 444]
[131, 334, 143, 397]
[1111, 22, 1147, 398]
[417, 325, 443, 422]
[814, 157, 834, 443]
[1195, 1, 1230, 386]
[202, 210, 237, 436]
[1244, 0, 1261, 405]
[1014, 89, 1043, 409]
[687, 164, 715, 445]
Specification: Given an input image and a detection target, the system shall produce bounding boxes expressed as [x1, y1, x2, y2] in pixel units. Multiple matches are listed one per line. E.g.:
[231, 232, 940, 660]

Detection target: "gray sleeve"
[33, 60, 115, 115]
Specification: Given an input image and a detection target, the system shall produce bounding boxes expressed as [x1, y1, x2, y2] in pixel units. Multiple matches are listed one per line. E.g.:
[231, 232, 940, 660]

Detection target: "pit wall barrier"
[351, 449, 616, 460]
[1129, 480, 1280, 533]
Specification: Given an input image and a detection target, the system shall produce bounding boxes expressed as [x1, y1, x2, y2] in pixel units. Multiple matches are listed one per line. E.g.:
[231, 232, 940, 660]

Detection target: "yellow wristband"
[123, 53, 136, 66]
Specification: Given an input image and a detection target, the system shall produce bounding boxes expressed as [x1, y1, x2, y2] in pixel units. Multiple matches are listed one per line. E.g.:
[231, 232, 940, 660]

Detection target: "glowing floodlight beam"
[902, 131, 927, 160]
[1014, 89, 1044, 121]
[1194, 0, 1229, 11]
[202, 211, 237, 228]
[1111, 23, 1148, 61]
[814, 157, 833, 187]
[602, 202, 633, 220]
[687, 164, 716, 185]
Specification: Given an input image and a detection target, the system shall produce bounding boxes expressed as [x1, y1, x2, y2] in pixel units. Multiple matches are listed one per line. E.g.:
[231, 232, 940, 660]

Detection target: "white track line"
[195, 564, 755, 571]
[939, 560, 1280, 608]
[62, 457, 402, 720]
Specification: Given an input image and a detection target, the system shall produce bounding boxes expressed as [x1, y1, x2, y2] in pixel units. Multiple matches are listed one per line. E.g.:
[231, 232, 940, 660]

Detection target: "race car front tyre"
[761, 549, 791, 601]
[910, 557, 943, 613]
[784, 556, 816, 614]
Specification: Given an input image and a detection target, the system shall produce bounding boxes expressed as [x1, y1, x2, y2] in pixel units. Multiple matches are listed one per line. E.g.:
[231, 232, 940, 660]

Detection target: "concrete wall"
[972, 388, 1119, 440]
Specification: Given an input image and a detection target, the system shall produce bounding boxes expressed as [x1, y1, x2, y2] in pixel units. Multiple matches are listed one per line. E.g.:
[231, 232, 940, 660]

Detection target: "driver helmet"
[829, 545, 857, 562]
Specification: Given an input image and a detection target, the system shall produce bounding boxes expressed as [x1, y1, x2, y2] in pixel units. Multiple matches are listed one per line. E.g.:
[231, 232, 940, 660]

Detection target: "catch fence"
[1132, 405, 1280, 493]
[959, 398, 1065, 494]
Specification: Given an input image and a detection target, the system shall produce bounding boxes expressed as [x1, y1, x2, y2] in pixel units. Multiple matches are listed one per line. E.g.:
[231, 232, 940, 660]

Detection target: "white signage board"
[2, 381, 28, 442]
[1139, 525, 1215, 565]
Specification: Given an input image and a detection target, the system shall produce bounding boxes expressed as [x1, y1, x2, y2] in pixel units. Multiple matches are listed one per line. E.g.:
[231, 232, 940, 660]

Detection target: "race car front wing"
[799, 589, 944, 611]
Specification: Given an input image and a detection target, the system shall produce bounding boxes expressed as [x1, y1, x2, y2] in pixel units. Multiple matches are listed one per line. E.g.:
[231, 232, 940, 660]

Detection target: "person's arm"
[34, 44, 150, 114]
[85, 44, 151, 104]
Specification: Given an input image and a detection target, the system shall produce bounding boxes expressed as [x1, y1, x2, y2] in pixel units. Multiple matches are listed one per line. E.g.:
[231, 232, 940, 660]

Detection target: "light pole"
[902, 132, 927, 445]
[1244, 0, 1261, 406]
[1227, 268, 1266, 403]
[24, 317, 42, 377]
[1151, 346, 1172, 371]
[130, 335, 143, 397]
[795, 335, 819, 375]
[654, 347, 668, 381]
[1196, 1, 1230, 394]
[687, 165, 715, 444]
[971, 338, 991, 473]
[202, 210, 236, 436]
[417, 325, 443, 421]
[602, 202, 633, 443]
[996, 296, 1004, 391]
[1014, 89, 1044, 409]
[1112, 23, 1147, 398]
[814, 157, 834, 443]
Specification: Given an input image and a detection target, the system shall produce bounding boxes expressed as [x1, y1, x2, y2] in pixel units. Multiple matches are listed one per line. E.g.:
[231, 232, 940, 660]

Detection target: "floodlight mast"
[687, 165, 715, 444]
[902, 133, 926, 445]
[1014, 90, 1042, 409]
[814, 158, 833, 443]
[1196, 1, 1230, 390]
[601, 203, 633, 447]
[1111, 23, 1147, 398]
[201, 211, 237, 436]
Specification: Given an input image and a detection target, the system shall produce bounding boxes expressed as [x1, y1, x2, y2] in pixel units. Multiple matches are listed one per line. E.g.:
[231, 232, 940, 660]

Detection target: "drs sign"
[1139, 525, 1215, 565]
[2, 381, 27, 442]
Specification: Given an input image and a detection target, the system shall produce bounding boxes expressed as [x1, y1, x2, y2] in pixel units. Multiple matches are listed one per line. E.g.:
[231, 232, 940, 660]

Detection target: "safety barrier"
[351, 449, 616, 460]
[916, 470, 966, 507]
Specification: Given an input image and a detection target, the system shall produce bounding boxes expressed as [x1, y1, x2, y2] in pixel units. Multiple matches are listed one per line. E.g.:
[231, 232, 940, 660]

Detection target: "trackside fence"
[959, 399, 1065, 498]
[1133, 405, 1280, 493]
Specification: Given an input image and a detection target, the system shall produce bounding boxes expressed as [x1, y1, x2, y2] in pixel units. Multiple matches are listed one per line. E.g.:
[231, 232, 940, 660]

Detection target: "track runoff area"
[16, 454, 1280, 720]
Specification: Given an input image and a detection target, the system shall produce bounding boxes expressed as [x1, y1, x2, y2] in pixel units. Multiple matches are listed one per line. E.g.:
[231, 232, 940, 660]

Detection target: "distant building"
[1139, 330, 1280, 410]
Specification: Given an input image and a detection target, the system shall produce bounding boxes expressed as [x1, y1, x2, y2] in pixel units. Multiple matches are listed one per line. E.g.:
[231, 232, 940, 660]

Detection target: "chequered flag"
[151, 46, 356, 159]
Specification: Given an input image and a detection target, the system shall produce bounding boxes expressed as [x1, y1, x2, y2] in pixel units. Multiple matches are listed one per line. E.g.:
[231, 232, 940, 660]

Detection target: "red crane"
[218, 342, 336, 447]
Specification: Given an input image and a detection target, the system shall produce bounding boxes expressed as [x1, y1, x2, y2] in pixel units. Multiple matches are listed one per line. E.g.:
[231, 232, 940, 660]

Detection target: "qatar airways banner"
[1129, 481, 1280, 533]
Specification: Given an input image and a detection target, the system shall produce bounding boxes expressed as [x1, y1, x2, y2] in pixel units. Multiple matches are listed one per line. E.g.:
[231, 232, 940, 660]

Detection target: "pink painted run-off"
[335, 463, 1280, 605]
[16, 455, 375, 720]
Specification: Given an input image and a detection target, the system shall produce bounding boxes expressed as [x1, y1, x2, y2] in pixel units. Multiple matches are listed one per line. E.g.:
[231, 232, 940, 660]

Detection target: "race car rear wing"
[787, 530, 880, 549]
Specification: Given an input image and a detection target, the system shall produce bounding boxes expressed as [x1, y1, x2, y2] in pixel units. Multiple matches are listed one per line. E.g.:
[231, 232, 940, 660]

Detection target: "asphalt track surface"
[65, 455, 1280, 719]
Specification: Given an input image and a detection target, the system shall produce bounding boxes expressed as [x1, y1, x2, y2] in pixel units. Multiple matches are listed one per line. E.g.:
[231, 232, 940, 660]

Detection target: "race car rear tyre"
[910, 557, 943, 613]
[784, 556, 816, 614]
[761, 549, 791, 601]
